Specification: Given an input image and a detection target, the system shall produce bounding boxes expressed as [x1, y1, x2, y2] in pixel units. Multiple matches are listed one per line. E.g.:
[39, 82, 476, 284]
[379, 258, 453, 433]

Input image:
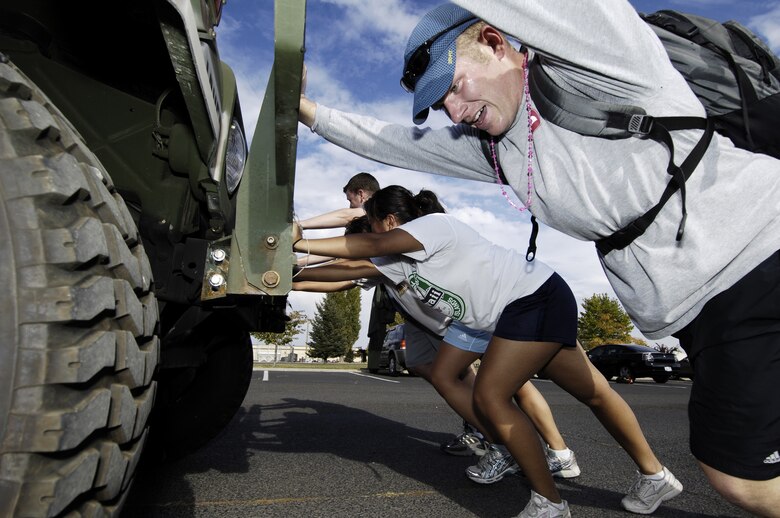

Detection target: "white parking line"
[349, 372, 401, 383]
[619, 382, 689, 390]
[262, 370, 269, 382]
[531, 378, 689, 389]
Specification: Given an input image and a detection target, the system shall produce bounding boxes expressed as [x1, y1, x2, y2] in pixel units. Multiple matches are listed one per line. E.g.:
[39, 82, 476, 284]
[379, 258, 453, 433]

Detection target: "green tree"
[390, 311, 405, 328]
[308, 288, 362, 362]
[578, 293, 645, 349]
[251, 310, 307, 360]
[341, 287, 362, 362]
[342, 286, 361, 353]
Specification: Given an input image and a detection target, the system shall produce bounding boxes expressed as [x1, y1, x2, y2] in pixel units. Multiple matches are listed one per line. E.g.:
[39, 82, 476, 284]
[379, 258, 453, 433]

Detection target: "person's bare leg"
[457, 363, 567, 449]
[459, 363, 477, 384]
[473, 338, 563, 503]
[514, 382, 567, 451]
[442, 357, 570, 451]
[699, 462, 780, 517]
[410, 361, 476, 396]
[407, 362, 433, 382]
[429, 343, 489, 438]
[543, 344, 662, 474]
[411, 360, 481, 433]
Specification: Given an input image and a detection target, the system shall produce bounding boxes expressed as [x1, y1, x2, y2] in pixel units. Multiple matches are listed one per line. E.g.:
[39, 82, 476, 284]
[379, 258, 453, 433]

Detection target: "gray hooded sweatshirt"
[309, 0, 780, 341]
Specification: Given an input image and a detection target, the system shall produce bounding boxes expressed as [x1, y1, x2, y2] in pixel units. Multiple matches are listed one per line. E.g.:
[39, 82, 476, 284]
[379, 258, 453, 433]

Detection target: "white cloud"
[320, 0, 426, 49]
[749, 4, 780, 53]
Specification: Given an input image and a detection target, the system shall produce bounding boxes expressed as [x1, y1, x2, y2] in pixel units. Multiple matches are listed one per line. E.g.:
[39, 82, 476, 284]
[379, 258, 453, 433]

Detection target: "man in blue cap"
[298, 1, 780, 516]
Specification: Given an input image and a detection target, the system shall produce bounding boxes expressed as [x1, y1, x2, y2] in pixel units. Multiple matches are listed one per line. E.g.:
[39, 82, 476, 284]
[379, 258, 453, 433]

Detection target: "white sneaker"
[545, 447, 581, 479]
[621, 467, 683, 514]
[440, 430, 487, 457]
[465, 443, 519, 484]
[516, 491, 571, 518]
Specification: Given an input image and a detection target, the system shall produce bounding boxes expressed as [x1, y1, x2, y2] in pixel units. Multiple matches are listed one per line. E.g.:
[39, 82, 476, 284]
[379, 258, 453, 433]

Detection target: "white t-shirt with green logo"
[371, 213, 554, 332]
[358, 277, 451, 336]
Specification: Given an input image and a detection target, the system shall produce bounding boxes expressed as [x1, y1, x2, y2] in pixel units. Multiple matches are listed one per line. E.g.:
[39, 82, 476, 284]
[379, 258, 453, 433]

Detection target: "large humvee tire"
[0, 56, 159, 517]
[150, 325, 253, 461]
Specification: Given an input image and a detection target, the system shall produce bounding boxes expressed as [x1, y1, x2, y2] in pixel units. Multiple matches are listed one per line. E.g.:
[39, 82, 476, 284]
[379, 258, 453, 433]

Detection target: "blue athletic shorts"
[493, 273, 577, 347]
[443, 320, 491, 353]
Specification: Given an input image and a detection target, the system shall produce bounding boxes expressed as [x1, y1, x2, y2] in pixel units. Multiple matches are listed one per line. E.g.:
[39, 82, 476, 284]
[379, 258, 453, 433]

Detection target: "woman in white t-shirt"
[295, 214, 582, 482]
[292, 186, 680, 514]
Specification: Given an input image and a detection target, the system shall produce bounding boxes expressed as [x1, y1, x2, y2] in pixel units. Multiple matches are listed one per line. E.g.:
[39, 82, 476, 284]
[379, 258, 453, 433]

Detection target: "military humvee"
[0, 0, 304, 515]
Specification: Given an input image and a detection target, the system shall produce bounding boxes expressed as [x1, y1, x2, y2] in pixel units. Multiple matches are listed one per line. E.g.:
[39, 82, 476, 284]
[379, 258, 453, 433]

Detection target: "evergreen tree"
[578, 293, 645, 349]
[342, 286, 361, 356]
[308, 288, 361, 361]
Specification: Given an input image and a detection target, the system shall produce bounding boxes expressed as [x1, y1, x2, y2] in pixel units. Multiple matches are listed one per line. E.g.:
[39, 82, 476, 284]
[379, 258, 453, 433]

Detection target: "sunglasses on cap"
[400, 16, 477, 93]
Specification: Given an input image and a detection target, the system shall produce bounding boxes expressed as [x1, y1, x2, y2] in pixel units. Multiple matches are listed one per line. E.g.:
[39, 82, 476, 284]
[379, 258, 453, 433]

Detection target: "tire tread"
[0, 59, 159, 517]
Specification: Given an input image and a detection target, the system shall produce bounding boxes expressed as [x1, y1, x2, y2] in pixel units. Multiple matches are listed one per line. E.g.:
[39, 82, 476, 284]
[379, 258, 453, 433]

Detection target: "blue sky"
[216, 0, 780, 350]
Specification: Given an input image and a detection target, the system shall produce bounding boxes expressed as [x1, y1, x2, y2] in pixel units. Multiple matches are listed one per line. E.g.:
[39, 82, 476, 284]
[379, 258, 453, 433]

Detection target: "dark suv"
[378, 324, 408, 376]
[587, 344, 680, 383]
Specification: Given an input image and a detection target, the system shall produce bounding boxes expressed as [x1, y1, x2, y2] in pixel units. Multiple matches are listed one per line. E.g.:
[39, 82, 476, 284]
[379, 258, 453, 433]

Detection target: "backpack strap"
[479, 132, 539, 261]
[528, 59, 714, 255]
[528, 61, 654, 139]
[595, 117, 714, 254]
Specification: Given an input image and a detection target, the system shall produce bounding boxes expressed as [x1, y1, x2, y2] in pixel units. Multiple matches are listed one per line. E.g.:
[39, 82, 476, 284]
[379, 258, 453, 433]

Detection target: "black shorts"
[493, 273, 577, 347]
[674, 250, 780, 480]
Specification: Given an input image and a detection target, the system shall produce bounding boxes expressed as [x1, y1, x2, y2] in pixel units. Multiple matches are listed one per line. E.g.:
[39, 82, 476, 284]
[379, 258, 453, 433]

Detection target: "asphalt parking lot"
[124, 370, 749, 518]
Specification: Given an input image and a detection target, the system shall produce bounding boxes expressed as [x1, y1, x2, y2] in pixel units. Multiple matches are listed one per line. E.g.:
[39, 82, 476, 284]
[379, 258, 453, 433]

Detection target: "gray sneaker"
[515, 491, 571, 518]
[440, 430, 487, 456]
[545, 448, 581, 479]
[466, 443, 519, 484]
[621, 467, 683, 514]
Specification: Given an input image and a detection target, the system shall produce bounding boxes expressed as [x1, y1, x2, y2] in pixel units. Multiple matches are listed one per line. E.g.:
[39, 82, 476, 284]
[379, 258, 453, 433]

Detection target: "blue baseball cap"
[402, 4, 479, 124]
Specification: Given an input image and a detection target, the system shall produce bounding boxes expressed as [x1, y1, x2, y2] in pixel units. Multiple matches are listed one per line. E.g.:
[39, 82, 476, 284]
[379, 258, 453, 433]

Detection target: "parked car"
[671, 356, 694, 380]
[587, 344, 680, 383]
[378, 324, 408, 376]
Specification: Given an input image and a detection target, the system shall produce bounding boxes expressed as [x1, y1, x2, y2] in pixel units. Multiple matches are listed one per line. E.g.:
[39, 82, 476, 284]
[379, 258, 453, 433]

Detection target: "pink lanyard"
[489, 52, 535, 213]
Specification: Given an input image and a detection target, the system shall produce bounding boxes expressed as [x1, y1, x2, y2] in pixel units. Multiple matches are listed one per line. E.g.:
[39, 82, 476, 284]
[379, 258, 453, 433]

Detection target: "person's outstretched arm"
[294, 259, 381, 282]
[292, 280, 356, 292]
[298, 207, 365, 230]
[292, 225, 423, 259]
[299, 95, 317, 128]
[296, 254, 336, 267]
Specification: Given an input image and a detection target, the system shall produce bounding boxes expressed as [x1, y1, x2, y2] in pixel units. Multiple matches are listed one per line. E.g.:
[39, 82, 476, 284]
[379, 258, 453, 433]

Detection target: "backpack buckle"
[628, 114, 654, 135]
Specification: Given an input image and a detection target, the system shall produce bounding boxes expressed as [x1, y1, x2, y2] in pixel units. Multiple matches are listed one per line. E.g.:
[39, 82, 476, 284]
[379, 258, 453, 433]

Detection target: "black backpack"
[527, 10, 780, 255]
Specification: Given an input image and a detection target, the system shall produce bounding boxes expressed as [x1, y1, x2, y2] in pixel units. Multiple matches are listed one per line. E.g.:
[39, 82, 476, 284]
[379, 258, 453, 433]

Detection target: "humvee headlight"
[225, 120, 247, 195]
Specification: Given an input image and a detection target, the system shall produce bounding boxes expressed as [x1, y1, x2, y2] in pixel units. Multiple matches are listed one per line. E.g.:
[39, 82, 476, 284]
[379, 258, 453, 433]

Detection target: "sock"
[547, 447, 571, 460]
[643, 468, 666, 480]
[533, 492, 567, 509]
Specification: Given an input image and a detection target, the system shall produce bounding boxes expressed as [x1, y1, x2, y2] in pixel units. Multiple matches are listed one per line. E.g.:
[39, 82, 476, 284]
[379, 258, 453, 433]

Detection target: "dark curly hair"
[344, 215, 371, 235]
[363, 185, 445, 225]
